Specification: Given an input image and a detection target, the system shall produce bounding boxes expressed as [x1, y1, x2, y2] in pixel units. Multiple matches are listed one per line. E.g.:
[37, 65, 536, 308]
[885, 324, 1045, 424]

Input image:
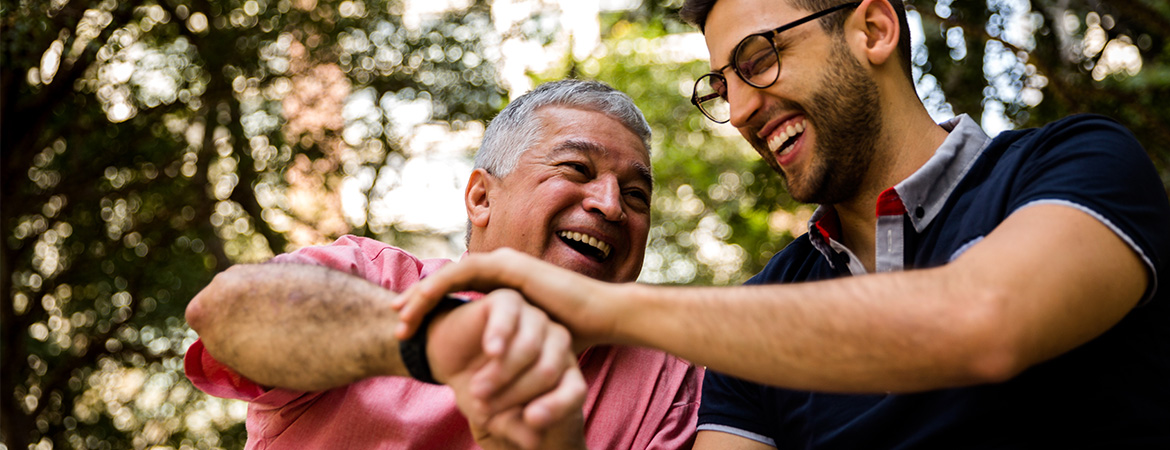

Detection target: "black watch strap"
[399, 295, 469, 384]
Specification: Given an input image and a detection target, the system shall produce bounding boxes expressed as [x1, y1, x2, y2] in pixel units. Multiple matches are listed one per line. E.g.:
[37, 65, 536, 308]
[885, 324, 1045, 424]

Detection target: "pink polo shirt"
[185, 235, 702, 449]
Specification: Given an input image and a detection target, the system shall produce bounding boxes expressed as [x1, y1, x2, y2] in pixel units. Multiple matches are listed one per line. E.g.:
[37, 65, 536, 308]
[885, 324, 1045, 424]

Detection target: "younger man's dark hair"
[680, 0, 914, 82]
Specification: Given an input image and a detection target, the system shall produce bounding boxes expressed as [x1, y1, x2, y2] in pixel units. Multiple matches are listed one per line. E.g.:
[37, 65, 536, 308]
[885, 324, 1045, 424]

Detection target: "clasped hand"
[421, 288, 587, 449]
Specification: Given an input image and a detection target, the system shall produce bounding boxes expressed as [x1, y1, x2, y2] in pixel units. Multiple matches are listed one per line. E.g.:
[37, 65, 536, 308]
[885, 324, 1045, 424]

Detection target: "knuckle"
[568, 375, 586, 395]
[523, 304, 549, 323]
[550, 324, 570, 342]
[545, 327, 571, 350]
[534, 360, 562, 382]
[513, 338, 541, 358]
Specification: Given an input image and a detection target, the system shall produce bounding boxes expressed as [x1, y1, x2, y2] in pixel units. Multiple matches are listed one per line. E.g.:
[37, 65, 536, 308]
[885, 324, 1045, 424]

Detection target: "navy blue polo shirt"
[697, 114, 1170, 449]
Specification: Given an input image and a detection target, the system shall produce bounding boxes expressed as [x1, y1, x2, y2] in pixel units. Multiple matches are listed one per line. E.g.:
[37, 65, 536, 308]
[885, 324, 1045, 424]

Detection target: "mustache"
[746, 99, 806, 137]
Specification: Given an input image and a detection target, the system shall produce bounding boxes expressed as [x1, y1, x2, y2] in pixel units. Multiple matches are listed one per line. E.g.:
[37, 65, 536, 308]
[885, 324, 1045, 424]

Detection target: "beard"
[774, 40, 883, 205]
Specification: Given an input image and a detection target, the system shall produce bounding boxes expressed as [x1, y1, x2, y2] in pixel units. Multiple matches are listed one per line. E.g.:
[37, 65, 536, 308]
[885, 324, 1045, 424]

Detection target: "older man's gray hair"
[474, 79, 652, 177]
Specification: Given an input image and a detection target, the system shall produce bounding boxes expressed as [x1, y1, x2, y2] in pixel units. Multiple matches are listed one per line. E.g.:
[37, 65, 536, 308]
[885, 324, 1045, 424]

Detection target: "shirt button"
[914, 206, 925, 219]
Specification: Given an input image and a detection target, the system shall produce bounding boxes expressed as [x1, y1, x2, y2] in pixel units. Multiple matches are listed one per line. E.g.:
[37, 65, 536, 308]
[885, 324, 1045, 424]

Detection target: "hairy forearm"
[186, 264, 409, 391]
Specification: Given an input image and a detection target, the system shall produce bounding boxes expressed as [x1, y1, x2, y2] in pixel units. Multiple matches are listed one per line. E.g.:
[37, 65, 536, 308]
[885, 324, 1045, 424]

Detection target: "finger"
[476, 321, 572, 413]
[389, 283, 414, 310]
[393, 283, 443, 340]
[523, 359, 587, 429]
[472, 303, 548, 399]
[394, 257, 501, 339]
[482, 290, 523, 357]
[395, 249, 543, 339]
[466, 397, 492, 429]
[482, 407, 542, 450]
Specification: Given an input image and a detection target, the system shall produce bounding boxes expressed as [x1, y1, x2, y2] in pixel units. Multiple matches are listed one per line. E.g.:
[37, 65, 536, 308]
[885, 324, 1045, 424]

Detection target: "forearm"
[186, 264, 409, 391]
[396, 250, 984, 393]
[614, 205, 1147, 394]
[613, 268, 996, 393]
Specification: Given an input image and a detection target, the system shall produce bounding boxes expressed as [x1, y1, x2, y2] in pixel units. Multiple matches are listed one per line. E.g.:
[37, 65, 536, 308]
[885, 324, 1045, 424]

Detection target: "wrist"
[423, 308, 460, 384]
[399, 295, 468, 384]
[609, 282, 649, 347]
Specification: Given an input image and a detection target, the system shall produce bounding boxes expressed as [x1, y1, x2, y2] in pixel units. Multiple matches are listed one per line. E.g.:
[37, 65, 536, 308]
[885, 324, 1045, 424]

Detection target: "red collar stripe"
[814, 208, 842, 241]
[876, 188, 906, 217]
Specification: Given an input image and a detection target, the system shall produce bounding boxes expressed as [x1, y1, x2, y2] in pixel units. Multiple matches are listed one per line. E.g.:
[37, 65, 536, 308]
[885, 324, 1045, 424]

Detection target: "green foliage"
[3, 0, 505, 448]
[911, 0, 1170, 180]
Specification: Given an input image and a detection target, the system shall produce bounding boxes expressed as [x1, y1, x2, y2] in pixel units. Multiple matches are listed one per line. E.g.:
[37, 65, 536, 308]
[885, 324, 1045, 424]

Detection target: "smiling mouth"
[767, 119, 806, 158]
[558, 231, 612, 261]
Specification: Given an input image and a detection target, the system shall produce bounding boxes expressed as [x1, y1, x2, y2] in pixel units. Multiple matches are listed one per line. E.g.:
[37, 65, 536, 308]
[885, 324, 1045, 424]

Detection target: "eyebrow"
[550, 139, 654, 188]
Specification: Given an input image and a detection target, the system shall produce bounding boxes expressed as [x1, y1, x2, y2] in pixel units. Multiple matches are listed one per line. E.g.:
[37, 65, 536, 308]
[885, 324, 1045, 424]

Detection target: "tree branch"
[225, 94, 289, 254]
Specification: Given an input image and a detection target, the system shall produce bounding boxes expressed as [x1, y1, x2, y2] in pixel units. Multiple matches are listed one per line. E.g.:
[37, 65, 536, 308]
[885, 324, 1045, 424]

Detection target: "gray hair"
[474, 79, 652, 176]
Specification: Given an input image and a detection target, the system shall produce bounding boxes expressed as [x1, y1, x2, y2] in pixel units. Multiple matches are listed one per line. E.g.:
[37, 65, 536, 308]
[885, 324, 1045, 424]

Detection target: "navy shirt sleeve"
[698, 370, 779, 447]
[999, 114, 1170, 304]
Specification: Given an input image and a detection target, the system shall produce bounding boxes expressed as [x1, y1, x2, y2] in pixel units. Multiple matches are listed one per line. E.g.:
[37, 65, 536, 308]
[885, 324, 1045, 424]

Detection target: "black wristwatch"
[399, 295, 469, 384]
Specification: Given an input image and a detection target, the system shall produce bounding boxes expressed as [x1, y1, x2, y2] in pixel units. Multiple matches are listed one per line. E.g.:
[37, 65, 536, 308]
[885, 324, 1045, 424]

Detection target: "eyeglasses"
[691, 2, 861, 123]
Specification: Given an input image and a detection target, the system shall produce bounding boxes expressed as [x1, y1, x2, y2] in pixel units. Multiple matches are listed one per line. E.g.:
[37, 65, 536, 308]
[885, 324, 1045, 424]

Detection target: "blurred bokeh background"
[3, 0, 1168, 448]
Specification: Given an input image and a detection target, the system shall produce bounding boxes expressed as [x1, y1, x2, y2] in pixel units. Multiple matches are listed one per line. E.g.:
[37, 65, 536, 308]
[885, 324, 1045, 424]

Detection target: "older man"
[184, 79, 702, 449]
[398, 1, 1170, 449]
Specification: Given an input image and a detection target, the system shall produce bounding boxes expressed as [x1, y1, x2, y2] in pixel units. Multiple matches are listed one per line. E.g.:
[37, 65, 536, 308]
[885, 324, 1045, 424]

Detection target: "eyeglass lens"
[694, 33, 780, 122]
[694, 73, 731, 122]
[735, 35, 781, 86]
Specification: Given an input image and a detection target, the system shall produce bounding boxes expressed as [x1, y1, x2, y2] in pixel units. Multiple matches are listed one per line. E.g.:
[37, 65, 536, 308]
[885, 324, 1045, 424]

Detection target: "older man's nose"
[583, 176, 625, 222]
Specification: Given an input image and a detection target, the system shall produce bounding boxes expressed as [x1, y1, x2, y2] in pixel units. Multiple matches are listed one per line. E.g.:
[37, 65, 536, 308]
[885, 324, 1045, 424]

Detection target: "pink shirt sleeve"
[184, 235, 452, 405]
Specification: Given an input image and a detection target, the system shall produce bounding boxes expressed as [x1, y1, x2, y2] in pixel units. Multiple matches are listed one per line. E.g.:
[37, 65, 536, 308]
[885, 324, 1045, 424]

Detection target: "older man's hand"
[426, 288, 587, 449]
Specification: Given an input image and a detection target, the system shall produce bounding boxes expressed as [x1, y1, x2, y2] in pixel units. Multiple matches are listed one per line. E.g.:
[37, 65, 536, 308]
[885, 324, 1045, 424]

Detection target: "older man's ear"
[465, 168, 495, 229]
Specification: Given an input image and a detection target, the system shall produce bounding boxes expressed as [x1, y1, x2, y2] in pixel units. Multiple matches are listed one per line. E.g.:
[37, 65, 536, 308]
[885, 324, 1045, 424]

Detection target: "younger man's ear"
[465, 168, 495, 228]
[850, 0, 900, 66]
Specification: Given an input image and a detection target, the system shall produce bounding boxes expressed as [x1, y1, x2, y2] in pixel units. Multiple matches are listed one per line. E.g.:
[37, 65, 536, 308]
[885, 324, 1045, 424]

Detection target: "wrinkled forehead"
[535, 106, 650, 153]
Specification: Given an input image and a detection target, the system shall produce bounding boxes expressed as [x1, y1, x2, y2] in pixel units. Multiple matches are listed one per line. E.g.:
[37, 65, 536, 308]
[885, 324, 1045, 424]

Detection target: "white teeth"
[766, 119, 806, 155]
[558, 231, 611, 259]
[768, 136, 783, 152]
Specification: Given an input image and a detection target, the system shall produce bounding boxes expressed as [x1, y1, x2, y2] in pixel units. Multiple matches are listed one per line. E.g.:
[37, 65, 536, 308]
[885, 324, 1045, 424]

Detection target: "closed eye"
[625, 189, 650, 208]
[561, 161, 591, 177]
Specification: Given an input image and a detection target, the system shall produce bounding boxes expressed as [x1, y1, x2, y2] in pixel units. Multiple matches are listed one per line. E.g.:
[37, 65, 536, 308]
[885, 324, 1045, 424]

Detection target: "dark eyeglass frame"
[691, 2, 862, 123]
